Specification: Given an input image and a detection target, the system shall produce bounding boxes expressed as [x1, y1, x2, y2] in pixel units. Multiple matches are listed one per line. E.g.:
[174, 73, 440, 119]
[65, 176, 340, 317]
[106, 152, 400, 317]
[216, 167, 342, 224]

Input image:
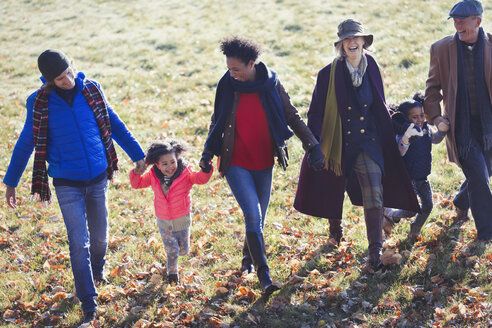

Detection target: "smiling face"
[454, 16, 481, 43]
[156, 152, 178, 177]
[226, 57, 255, 82]
[342, 36, 365, 62]
[53, 67, 75, 90]
[406, 106, 425, 129]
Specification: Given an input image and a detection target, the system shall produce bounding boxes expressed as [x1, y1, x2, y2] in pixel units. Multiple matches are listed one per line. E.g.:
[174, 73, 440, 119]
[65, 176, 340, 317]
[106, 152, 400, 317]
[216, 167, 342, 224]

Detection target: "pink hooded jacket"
[129, 165, 213, 220]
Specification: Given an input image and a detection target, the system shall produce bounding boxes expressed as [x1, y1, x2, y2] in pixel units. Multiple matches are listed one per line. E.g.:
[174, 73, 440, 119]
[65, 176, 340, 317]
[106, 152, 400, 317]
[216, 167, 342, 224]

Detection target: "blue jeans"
[385, 179, 433, 229]
[453, 138, 492, 240]
[54, 177, 108, 314]
[225, 165, 273, 233]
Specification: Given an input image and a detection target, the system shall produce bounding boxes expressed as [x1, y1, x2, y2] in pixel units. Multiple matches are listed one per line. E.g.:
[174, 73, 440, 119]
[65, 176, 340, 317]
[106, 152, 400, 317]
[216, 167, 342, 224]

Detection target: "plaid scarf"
[32, 79, 118, 201]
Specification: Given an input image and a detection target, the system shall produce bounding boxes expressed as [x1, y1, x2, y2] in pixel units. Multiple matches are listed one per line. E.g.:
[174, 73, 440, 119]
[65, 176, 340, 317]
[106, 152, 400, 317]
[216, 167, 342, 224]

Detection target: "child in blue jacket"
[384, 94, 448, 240]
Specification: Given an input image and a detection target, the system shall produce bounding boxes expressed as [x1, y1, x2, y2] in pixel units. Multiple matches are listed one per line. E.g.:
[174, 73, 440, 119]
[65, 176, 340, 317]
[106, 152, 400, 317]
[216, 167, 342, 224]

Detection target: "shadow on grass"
[227, 217, 475, 327]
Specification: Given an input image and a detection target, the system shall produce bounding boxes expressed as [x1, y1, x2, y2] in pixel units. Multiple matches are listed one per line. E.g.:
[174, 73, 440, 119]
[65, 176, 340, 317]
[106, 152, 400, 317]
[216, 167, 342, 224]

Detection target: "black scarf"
[153, 158, 186, 187]
[203, 62, 293, 155]
[455, 28, 492, 159]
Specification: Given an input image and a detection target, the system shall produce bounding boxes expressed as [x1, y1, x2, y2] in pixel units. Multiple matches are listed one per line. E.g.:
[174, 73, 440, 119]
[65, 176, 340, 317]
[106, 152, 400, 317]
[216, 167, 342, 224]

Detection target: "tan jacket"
[210, 80, 318, 175]
[424, 32, 492, 165]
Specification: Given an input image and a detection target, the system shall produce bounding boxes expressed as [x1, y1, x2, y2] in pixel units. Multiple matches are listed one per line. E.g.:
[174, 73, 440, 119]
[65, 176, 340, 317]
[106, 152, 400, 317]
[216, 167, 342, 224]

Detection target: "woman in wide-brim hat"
[294, 19, 420, 270]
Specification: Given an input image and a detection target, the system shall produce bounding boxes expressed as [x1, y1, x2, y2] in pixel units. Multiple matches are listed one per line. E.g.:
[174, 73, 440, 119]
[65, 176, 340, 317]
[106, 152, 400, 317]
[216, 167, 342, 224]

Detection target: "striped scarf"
[31, 79, 118, 201]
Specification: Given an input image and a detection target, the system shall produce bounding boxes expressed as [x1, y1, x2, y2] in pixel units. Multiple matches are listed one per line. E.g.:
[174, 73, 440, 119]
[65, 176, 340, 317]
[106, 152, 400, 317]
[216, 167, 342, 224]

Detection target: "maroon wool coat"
[294, 54, 420, 219]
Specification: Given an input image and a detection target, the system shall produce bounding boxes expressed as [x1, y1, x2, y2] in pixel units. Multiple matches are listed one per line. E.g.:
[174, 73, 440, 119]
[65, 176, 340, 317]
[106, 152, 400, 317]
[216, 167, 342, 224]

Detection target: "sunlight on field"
[0, 0, 490, 327]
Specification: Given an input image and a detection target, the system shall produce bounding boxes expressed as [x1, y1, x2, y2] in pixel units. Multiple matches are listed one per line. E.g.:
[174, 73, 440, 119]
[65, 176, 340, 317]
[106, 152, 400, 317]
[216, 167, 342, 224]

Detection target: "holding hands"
[199, 152, 213, 174]
[134, 159, 147, 175]
[435, 116, 450, 133]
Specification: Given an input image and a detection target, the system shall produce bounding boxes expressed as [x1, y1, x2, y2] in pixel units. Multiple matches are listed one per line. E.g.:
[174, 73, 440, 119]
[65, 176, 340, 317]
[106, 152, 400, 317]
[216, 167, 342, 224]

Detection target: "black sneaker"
[264, 283, 281, 296]
[83, 311, 96, 323]
[167, 274, 179, 284]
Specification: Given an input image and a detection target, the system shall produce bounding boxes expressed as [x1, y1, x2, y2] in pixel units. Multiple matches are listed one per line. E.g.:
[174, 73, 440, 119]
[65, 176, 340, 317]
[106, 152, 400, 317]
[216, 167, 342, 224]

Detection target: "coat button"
[226, 148, 229, 151]
[347, 131, 351, 135]
[360, 116, 364, 121]
[347, 106, 352, 110]
[360, 129, 365, 134]
[229, 125, 232, 128]
[363, 104, 368, 107]
[347, 118, 351, 122]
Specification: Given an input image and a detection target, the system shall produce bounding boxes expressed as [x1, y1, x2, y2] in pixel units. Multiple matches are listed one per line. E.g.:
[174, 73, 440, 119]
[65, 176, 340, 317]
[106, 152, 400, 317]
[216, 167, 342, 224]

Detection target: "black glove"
[200, 152, 213, 173]
[307, 144, 324, 171]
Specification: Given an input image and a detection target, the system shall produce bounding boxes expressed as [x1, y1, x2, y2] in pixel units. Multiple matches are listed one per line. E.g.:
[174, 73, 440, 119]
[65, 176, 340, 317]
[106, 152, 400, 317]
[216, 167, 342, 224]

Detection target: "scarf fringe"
[323, 158, 342, 176]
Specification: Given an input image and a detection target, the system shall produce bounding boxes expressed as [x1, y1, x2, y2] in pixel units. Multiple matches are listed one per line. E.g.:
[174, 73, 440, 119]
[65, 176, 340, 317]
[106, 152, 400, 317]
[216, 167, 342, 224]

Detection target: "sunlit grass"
[0, 0, 491, 327]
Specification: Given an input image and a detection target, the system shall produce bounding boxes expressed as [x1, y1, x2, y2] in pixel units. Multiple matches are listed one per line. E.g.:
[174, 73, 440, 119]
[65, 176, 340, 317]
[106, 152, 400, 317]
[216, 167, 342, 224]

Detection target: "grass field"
[0, 0, 491, 327]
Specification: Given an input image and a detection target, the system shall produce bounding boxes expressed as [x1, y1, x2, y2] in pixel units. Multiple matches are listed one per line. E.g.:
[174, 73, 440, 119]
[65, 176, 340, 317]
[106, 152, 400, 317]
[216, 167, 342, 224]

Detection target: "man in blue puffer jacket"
[3, 49, 146, 324]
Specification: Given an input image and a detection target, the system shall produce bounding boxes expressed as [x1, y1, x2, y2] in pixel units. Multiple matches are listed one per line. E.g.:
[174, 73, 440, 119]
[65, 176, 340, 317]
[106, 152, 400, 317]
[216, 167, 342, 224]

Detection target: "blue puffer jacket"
[3, 72, 145, 187]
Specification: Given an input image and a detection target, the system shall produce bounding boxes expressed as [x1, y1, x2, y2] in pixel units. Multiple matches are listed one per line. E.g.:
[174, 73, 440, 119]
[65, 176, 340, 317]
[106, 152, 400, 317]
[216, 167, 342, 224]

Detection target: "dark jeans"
[453, 138, 492, 240]
[385, 179, 433, 230]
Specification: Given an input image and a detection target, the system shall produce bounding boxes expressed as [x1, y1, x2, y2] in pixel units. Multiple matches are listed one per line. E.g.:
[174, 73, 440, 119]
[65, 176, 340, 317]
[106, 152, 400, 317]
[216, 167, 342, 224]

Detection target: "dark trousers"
[386, 179, 433, 229]
[453, 137, 492, 241]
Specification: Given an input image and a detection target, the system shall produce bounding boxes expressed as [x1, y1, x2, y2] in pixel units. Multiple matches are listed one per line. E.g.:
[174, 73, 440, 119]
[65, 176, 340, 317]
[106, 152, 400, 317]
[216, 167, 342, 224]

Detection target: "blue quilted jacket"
[3, 72, 144, 187]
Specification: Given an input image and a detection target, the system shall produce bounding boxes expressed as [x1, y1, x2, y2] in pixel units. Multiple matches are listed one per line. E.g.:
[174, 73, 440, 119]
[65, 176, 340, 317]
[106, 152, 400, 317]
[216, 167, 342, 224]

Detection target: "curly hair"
[390, 92, 425, 135]
[220, 35, 262, 64]
[396, 92, 424, 117]
[144, 139, 188, 165]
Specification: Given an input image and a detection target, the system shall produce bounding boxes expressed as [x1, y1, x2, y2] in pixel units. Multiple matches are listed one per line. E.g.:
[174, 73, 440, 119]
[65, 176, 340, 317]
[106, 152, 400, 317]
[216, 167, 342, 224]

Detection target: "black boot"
[364, 208, 383, 270]
[328, 218, 343, 244]
[245, 231, 280, 295]
[241, 240, 254, 274]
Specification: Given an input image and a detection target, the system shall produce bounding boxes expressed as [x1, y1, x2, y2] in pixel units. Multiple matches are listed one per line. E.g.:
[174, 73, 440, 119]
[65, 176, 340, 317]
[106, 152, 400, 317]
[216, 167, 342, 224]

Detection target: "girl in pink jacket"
[129, 139, 213, 283]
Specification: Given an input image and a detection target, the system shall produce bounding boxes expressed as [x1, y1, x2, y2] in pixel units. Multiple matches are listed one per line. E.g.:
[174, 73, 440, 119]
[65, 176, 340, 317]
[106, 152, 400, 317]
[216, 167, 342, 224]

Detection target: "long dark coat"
[294, 54, 420, 219]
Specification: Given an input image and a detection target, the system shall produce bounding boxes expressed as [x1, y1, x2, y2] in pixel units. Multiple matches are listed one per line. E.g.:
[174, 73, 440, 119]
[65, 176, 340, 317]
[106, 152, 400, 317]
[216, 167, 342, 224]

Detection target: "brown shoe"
[455, 207, 469, 221]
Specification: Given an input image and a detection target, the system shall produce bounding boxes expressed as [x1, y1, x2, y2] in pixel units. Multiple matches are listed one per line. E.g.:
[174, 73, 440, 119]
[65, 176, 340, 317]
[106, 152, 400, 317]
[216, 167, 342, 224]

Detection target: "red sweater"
[231, 93, 274, 170]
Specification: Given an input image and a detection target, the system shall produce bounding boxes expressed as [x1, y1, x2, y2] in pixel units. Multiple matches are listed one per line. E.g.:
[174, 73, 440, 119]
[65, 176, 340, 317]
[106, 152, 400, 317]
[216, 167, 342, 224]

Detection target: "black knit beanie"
[37, 49, 70, 82]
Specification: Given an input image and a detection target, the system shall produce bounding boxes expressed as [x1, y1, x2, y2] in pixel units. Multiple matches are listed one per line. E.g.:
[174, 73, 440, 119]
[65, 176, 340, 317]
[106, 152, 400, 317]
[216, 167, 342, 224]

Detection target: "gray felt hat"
[334, 19, 373, 47]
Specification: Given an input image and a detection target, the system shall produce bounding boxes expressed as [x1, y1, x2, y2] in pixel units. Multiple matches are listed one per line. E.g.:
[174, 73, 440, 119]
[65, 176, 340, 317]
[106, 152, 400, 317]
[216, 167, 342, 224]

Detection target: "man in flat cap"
[424, 0, 492, 242]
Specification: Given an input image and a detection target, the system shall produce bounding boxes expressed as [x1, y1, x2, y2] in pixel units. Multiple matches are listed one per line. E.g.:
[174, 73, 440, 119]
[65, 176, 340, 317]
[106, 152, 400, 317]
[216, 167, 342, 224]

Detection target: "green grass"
[0, 0, 491, 327]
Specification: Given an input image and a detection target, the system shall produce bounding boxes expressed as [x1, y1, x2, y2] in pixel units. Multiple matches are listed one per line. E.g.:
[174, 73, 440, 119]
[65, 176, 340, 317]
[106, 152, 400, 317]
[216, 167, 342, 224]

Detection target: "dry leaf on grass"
[216, 287, 228, 295]
[381, 248, 402, 266]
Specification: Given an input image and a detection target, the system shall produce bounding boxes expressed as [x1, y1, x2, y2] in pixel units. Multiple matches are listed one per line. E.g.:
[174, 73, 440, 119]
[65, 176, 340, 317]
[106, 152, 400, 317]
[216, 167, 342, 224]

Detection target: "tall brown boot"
[328, 218, 343, 245]
[364, 208, 383, 270]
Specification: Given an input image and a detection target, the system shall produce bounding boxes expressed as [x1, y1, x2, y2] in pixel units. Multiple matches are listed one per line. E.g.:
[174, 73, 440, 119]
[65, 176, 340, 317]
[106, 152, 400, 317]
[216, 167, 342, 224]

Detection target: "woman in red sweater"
[200, 36, 323, 294]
